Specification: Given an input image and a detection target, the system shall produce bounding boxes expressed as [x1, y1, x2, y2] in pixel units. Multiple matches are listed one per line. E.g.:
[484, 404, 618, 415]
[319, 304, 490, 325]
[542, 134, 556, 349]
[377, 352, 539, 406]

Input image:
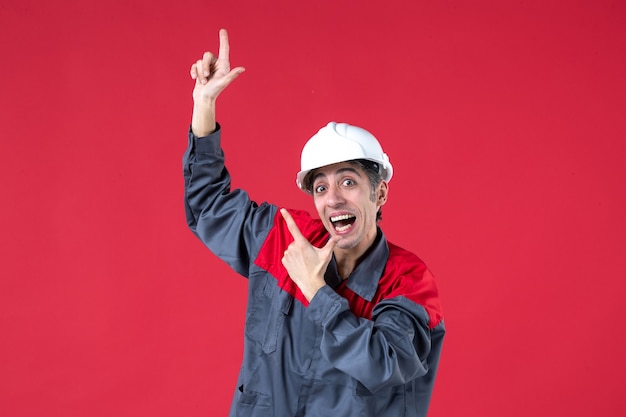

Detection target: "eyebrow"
[312, 166, 362, 184]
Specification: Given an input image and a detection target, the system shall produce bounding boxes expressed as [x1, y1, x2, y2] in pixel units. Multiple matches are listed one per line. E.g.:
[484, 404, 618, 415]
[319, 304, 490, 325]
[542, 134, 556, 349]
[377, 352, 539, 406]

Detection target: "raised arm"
[190, 29, 245, 136]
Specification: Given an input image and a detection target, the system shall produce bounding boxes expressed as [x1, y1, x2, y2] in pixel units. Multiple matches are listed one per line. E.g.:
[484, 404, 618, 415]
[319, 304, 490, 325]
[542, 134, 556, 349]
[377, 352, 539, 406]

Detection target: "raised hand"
[190, 28, 245, 102]
[190, 29, 245, 136]
[280, 208, 339, 301]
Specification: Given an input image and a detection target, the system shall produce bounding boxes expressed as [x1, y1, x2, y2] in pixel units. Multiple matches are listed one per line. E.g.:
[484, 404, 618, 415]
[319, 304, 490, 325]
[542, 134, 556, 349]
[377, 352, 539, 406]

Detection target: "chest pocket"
[247, 276, 294, 354]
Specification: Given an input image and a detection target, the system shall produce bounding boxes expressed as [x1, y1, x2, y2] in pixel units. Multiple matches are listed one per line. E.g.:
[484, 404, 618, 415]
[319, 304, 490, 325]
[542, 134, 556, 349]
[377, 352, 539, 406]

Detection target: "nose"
[325, 184, 345, 207]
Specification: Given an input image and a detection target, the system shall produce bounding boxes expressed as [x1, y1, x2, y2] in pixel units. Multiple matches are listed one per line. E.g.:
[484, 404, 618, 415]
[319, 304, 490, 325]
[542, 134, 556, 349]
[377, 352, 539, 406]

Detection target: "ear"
[376, 181, 389, 208]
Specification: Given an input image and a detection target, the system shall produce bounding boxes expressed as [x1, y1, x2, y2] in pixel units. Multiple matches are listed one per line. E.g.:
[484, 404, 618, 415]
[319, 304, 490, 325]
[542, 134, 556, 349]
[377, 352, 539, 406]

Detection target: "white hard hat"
[296, 122, 393, 192]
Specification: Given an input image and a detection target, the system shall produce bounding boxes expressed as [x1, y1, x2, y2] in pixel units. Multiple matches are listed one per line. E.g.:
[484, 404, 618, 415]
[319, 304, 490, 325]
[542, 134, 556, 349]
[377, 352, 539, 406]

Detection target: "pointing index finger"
[280, 208, 306, 242]
[218, 28, 231, 64]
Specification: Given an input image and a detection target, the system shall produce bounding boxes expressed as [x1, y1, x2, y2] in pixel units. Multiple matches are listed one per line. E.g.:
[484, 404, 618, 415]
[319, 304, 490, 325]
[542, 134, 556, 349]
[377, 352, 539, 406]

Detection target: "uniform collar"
[325, 228, 389, 302]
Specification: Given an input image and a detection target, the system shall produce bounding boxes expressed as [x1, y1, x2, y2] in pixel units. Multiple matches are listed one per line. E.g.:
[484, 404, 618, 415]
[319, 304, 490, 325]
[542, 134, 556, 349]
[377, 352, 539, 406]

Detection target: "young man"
[184, 29, 445, 417]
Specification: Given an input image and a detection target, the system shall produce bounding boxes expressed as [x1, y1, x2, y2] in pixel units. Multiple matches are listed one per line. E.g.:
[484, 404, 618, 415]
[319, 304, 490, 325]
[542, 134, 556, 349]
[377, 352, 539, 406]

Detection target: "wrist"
[191, 100, 216, 137]
[303, 281, 326, 302]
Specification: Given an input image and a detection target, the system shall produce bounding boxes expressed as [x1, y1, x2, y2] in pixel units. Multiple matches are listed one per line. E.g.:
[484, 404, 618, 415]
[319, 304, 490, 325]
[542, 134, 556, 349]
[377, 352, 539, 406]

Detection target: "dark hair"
[303, 159, 384, 221]
[353, 160, 384, 221]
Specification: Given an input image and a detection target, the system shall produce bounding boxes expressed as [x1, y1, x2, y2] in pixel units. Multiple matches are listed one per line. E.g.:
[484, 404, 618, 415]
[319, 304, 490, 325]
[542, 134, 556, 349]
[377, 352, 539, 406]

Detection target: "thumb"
[222, 66, 245, 86]
[211, 67, 245, 96]
[228, 66, 246, 79]
[321, 235, 340, 258]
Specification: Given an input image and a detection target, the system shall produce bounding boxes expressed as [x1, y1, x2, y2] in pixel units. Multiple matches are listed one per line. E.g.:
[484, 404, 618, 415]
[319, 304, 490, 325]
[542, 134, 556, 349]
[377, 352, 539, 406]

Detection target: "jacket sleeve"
[183, 125, 278, 277]
[306, 286, 435, 393]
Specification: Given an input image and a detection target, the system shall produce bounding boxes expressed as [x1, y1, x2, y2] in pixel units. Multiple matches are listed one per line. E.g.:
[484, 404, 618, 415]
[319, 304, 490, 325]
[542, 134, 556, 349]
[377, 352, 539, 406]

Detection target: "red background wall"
[1, 1, 625, 416]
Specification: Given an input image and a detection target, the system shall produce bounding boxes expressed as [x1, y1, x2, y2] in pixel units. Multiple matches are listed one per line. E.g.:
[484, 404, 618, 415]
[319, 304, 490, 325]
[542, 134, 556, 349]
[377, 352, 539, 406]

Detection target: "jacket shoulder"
[380, 242, 444, 329]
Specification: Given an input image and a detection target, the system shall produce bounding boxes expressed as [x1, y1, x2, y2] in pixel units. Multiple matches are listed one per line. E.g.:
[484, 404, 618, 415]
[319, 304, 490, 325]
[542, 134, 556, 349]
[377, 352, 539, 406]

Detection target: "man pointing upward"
[184, 29, 445, 417]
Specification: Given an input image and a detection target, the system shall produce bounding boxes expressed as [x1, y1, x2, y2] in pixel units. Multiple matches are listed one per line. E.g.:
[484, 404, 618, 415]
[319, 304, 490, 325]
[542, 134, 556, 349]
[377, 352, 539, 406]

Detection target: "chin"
[335, 236, 358, 250]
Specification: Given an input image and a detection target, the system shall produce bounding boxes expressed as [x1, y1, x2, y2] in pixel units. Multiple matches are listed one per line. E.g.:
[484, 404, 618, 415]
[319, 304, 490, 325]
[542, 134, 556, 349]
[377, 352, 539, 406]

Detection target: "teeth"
[335, 224, 352, 232]
[330, 214, 355, 233]
[330, 214, 355, 222]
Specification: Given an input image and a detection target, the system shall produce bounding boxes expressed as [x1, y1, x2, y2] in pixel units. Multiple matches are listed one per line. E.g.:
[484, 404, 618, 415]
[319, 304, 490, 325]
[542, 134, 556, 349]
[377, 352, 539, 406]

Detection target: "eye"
[342, 179, 355, 187]
[314, 184, 327, 194]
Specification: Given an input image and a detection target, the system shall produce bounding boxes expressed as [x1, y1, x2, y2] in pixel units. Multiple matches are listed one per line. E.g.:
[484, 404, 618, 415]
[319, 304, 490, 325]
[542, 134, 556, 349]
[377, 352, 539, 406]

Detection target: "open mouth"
[330, 214, 356, 232]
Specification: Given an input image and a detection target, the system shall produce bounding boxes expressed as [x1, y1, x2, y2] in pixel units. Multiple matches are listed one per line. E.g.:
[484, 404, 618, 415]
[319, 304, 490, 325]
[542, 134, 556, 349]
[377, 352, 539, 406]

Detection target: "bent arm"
[307, 287, 435, 393]
[183, 127, 277, 276]
[184, 29, 270, 276]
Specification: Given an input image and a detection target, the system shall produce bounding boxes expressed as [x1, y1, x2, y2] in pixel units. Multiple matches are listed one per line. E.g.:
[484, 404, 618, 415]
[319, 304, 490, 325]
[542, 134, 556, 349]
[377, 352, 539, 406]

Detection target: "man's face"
[311, 162, 388, 256]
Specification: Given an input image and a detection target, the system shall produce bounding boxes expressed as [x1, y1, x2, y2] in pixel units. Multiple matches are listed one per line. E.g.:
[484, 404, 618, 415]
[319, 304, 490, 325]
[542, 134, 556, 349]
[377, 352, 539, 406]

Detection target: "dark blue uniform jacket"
[183, 125, 445, 417]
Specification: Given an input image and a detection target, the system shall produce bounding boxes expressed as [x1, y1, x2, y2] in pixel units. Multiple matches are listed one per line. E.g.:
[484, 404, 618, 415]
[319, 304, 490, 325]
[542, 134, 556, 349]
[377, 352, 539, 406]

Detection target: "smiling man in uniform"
[183, 29, 445, 417]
